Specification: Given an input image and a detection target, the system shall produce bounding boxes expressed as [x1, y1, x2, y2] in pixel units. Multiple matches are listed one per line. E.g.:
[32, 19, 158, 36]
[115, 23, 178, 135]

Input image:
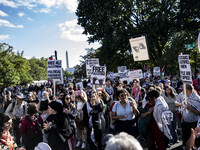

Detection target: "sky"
[0, 0, 100, 69]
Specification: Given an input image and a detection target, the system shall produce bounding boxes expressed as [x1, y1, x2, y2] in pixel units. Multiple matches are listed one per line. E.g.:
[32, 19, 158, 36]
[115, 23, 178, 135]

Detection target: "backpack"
[58, 115, 74, 142]
[10, 101, 26, 115]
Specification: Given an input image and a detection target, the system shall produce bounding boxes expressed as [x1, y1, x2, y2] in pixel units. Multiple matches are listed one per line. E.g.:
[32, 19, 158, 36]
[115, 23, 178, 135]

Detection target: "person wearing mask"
[75, 95, 87, 149]
[27, 92, 39, 104]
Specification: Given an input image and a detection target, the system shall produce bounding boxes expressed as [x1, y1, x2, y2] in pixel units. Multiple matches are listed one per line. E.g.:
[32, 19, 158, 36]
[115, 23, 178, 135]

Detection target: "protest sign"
[47, 60, 63, 83]
[90, 66, 106, 85]
[178, 55, 192, 83]
[118, 66, 127, 78]
[76, 82, 83, 90]
[129, 36, 149, 61]
[86, 58, 99, 78]
[118, 66, 127, 73]
[153, 67, 160, 76]
[127, 69, 143, 80]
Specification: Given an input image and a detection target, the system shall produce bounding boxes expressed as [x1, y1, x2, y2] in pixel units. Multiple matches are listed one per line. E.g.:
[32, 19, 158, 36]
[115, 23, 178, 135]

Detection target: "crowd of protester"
[0, 74, 200, 150]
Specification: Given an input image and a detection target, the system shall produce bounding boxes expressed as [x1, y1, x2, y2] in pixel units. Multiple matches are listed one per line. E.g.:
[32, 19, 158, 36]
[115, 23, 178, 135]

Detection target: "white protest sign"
[76, 82, 83, 90]
[108, 72, 114, 80]
[118, 66, 127, 78]
[47, 60, 63, 83]
[90, 66, 106, 85]
[129, 36, 149, 61]
[118, 66, 127, 73]
[153, 67, 160, 76]
[128, 69, 143, 80]
[178, 55, 192, 83]
[86, 58, 99, 78]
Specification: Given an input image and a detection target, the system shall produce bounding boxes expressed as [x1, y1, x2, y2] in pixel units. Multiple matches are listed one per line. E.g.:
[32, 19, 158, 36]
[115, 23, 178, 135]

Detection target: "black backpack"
[58, 115, 74, 142]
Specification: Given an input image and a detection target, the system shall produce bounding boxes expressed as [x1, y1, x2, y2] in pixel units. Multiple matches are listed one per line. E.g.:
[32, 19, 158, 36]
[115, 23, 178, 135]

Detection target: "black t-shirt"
[91, 103, 103, 123]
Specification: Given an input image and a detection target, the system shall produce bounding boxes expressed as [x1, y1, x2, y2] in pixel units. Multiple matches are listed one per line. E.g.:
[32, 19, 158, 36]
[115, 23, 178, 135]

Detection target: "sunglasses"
[120, 93, 127, 98]
[65, 97, 70, 100]
[59, 94, 64, 97]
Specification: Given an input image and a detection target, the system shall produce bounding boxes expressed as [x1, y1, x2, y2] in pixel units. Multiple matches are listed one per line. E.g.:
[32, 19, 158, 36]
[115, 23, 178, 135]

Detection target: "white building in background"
[66, 51, 69, 69]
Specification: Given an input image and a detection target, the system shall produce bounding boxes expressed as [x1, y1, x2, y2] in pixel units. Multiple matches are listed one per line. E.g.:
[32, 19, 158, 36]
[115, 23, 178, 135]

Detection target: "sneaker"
[175, 140, 180, 143]
[81, 142, 86, 149]
[76, 141, 81, 147]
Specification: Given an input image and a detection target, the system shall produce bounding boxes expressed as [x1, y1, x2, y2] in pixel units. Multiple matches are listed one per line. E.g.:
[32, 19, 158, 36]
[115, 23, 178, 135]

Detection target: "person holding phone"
[112, 88, 139, 137]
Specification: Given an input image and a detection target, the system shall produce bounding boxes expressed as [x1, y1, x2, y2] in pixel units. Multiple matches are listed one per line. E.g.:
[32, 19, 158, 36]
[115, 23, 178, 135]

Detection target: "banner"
[153, 67, 160, 76]
[86, 58, 99, 78]
[178, 55, 192, 83]
[129, 36, 149, 61]
[128, 69, 143, 80]
[90, 66, 106, 85]
[47, 60, 63, 83]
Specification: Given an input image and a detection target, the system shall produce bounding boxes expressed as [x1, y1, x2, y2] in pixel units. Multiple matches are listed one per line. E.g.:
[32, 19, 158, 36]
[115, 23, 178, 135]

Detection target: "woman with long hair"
[63, 94, 77, 150]
[75, 95, 87, 149]
[131, 79, 145, 107]
[89, 91, 105, 150]
[0, 113, 25, 150]
[163, 86, 179, 146]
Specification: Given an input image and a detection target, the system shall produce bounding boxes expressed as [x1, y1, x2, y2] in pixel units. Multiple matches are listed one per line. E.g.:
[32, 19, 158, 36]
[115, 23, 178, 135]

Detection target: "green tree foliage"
[0, 43, 33, 87]
[76, 0, 200, 73]
[28, 57, 48, 81]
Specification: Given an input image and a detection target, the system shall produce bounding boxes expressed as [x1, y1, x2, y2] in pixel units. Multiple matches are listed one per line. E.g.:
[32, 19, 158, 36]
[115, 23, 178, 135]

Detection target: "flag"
[160, 65, 165, 80]
[198, 32, 200, 53]
[144, 65, 147, 70]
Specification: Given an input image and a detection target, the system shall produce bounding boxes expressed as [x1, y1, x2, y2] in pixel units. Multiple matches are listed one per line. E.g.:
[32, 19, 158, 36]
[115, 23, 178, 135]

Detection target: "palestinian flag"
[160, 65, 165, 80]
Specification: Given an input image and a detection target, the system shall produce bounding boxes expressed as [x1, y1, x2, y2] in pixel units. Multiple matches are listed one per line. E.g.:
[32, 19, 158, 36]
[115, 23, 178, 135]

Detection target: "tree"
[28, 57, 48, 81]
[0, 43, 33, 87]
[76, 0, 200, 72]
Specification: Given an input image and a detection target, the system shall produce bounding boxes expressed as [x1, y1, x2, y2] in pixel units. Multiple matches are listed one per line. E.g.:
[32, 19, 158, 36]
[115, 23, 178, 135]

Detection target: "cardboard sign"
[90, 66, 106, 85]
[128, 69, 143, 80]
[47, 60, 63, 83]
[178, 55, 192, 83]
[76, 82, 83, 90]
[129, 36, 149, 61]
[86, 58, 99, 78]
[153, 67, 160, 76]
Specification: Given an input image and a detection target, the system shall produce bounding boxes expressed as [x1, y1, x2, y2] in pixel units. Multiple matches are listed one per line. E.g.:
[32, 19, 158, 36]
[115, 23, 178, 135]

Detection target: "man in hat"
[6, 93, 28, 147]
